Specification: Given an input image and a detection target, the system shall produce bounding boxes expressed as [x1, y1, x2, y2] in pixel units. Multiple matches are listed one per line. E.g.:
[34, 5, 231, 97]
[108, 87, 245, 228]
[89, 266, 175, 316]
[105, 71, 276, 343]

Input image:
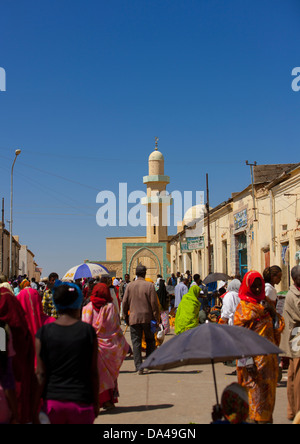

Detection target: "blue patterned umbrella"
[62, 263, 109, 281]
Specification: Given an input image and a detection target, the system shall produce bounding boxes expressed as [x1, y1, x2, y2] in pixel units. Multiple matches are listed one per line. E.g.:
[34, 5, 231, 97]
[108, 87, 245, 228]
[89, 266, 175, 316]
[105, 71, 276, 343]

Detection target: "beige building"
[0, 224, 41, 280]
[255, 163, 300, 289]
[19, 244, 42, 281]
[0, 223, 21, 277]
[170, 163, 300, 292]
[88, 149, 300, 290]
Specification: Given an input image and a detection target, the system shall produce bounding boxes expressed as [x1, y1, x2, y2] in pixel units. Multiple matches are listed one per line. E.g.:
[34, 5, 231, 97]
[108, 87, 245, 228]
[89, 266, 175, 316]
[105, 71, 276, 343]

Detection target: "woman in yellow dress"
[234, 271, 285, 424]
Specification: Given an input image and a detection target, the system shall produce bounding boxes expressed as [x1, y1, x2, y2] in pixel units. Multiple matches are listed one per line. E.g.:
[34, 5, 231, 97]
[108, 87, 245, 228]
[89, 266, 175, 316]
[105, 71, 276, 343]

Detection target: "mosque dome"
[148, 138, 165, 175]
[183, 205, 205, 225]
[149, 150, 164, 161]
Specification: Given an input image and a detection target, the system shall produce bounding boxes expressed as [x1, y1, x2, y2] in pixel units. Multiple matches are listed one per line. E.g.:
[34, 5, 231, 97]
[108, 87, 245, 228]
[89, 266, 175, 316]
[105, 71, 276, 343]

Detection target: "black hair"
[136, 265, 147, 277]
[48, 272, 59, 280]
[263, 266, 282, 284]
[219, 287, 227, 296]
[291, 265, 300, 281]
[53, 284, 80, 313]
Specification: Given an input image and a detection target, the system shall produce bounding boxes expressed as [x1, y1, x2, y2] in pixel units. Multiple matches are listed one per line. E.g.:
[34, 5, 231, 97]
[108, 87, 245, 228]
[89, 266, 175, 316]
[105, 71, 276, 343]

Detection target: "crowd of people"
[1, 263, 300, 424]
[0, 267, 173, 424]
[0, 272, 128, 424]
[171, 265, 300, 424]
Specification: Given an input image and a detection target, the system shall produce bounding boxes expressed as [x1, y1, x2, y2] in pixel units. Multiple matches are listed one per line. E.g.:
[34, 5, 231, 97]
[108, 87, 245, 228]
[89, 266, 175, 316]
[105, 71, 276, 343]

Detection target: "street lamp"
[9, 149, 21, 278]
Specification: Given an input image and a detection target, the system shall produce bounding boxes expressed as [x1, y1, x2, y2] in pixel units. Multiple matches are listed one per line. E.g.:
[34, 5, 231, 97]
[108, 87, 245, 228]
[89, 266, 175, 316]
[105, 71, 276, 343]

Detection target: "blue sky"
[0, 0, 299, 278]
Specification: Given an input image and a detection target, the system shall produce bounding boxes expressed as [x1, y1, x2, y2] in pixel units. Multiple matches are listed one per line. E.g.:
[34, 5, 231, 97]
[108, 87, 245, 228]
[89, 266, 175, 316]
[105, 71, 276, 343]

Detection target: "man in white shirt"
[174, 278, 189, 309]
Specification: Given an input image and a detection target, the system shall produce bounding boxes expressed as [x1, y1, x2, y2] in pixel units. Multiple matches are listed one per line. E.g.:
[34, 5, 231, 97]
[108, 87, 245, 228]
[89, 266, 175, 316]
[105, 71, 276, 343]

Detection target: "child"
[212, 383, 249, 424]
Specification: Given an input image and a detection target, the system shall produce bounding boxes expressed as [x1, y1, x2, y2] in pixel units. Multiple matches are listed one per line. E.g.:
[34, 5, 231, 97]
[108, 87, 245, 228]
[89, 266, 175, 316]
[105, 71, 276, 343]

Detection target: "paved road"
[94, 326, 291, 425]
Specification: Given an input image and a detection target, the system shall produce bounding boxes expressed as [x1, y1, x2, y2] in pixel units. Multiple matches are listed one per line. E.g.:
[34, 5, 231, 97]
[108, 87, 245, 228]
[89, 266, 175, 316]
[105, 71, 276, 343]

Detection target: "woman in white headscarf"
[219, 279, 242, 326]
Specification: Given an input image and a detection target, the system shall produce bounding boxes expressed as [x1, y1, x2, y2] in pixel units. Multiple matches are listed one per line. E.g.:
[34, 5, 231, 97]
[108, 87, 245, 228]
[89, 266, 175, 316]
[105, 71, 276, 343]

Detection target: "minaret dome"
[148, 136, 164, 175]
[149, 150, 164, 175]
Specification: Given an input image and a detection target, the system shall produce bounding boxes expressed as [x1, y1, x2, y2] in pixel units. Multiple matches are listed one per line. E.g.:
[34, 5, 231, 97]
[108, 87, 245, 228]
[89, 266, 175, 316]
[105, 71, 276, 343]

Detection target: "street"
[94, 326, 290, 425]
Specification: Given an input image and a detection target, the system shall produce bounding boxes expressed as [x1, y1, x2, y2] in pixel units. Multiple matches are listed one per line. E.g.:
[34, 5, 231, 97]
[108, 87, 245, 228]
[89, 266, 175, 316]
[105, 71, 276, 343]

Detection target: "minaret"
[142, 138, 172, 243]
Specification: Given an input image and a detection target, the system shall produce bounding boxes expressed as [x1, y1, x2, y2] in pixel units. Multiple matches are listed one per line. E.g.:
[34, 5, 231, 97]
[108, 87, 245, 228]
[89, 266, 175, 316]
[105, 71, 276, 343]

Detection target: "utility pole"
[246, 161, 258, 222]
[206, 174, 212, 274]
[9, 149, 21, 278]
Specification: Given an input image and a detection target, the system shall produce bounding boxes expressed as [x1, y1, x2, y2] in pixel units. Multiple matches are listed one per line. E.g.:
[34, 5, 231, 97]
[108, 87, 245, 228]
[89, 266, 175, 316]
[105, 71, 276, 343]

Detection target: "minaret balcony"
[141, 196, 173, 205]
[143, 175, 170, 184]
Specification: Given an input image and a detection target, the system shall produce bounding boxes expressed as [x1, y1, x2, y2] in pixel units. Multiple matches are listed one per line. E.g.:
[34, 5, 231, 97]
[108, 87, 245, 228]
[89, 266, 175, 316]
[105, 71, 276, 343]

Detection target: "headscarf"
[17, 287, 55, 350]
[218, 281, 227, 291]
[52, 281, 83, 311]
[90, 283, 112, 312]
[0, 282, 14, 294]
[221, 383, 249, 424]
[174, 285, 201, 335]
[0, 288, 28, 332]
[19, 279, 30, 290]
[227, 279, 242, 294]
[239, 271, 265, 304]
[188, 284, 201, 299]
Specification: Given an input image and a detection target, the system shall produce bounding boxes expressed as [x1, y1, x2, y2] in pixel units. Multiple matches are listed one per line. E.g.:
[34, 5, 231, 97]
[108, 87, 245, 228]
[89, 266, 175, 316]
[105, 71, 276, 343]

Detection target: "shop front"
[234, 209, 248, 278]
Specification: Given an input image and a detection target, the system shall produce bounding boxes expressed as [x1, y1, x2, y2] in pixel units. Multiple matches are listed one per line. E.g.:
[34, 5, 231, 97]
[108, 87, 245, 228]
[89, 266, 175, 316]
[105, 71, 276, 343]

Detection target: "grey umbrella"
[140, 323, 282, 404]
[203, 273, 232, 285]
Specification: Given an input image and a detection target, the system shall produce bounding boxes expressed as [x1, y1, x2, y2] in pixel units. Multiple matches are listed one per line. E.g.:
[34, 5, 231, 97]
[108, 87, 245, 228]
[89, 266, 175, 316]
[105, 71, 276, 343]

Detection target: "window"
[222, 240, 228, 275]
[281, 243, 290, 289]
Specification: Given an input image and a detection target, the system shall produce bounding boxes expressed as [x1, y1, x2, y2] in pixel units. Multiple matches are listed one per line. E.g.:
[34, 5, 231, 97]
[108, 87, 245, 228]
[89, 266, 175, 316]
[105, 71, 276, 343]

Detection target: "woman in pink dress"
[82, 283, 129, 411]
[17, 287, 55, 368]
[0, 288, 36, 423]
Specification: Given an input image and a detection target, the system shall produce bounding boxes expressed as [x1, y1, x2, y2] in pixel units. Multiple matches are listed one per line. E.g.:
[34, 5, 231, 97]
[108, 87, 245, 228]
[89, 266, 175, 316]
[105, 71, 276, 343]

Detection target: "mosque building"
[87, 139, 173, 283]
[85, 138, 300, 292]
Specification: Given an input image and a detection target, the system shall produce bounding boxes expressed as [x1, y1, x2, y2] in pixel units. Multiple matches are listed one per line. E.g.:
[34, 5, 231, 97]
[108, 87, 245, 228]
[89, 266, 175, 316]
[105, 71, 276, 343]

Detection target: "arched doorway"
[128, 248, 162, 283]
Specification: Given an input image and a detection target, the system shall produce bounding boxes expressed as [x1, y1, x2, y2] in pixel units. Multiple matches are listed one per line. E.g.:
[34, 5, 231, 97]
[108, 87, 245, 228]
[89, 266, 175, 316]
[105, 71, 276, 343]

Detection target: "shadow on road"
[144, 370, 203, 375]
[101, 404, 174, 415]
[120, 369, 203, 375]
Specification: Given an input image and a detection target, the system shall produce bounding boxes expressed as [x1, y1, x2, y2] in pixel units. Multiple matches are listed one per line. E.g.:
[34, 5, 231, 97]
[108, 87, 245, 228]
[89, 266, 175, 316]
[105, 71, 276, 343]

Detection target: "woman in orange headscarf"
[19, 279, 30, 290]
[234, 271, 285, 424]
